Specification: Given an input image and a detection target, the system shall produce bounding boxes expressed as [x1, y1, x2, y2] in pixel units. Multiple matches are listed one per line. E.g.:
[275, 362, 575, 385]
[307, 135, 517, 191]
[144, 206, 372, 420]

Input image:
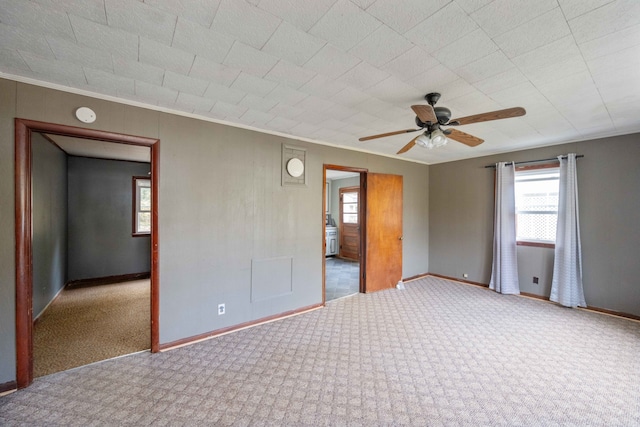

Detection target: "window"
[341, 191, 359, 224]
[133, 176, 151, 236]
[514, 165, 559, 247]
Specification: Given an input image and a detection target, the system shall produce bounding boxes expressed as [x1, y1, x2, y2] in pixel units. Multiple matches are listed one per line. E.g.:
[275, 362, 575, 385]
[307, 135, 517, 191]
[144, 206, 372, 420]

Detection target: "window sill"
[517, 241, 555, 249]
[132, 232, 151, 238]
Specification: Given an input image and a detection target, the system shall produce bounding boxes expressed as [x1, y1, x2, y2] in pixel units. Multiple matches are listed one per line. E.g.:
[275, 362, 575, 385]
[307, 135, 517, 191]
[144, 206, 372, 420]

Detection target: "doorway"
[324, 166, 366, 302]
[14, 118, 160, 389]
[322, 165, 404, 304]
[32, 136, 151, 377]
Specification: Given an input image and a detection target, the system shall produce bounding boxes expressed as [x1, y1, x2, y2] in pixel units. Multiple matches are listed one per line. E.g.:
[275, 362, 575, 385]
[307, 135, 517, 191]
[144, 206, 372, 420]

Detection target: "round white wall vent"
[286, 157, 304, 177]
[75, 107, 96, 123]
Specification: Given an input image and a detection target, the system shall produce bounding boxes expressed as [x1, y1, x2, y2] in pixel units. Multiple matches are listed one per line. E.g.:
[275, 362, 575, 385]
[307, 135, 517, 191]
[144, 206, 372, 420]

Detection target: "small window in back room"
[133, 176, 151, 235]
[514, 165, 559, 247]
[342, 191, 359, 224]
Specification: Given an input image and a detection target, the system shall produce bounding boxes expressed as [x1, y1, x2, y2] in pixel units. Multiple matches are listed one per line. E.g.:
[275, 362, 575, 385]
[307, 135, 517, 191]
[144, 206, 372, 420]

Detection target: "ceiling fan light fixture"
[431, 129, 448, 147]
[415, 132, 432, 148]
[415, 130, 448, 149]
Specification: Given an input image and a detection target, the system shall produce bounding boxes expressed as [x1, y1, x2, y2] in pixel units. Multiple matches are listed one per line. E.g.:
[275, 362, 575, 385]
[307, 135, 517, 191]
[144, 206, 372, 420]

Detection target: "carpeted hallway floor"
[2, 276, 639, 426]
[34, 280, 150, 377]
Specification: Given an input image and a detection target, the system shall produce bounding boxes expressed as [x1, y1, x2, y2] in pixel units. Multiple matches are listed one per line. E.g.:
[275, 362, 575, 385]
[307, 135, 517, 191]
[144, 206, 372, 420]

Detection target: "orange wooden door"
[365, 173, 403, 292]
[339, 187, 360, 260]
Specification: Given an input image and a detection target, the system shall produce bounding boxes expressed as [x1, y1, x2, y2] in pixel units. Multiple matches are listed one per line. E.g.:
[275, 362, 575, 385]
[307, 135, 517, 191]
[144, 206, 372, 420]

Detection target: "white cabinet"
[326, 227, 338, 256]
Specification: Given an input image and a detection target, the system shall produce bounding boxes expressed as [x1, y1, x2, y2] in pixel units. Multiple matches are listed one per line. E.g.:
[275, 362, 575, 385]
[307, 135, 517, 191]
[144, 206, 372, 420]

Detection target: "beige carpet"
[33, 279, 150, 377]
[4, 276, 638, 425]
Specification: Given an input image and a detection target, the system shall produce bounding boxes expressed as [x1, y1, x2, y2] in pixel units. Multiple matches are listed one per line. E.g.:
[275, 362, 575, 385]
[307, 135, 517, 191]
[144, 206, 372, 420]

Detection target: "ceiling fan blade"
[359, 128, 420, 142]
[411, 105, 437, 123]
[450, 107, 526, 126]
[447, 129, 484, 147]
[396, 135, 419, 154]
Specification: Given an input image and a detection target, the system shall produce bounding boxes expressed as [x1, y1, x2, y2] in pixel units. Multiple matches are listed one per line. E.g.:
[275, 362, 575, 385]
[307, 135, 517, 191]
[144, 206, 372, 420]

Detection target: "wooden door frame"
[14, 118, 160, 389]
[338, 186, 360, 261]
[322, 164, 368, 303]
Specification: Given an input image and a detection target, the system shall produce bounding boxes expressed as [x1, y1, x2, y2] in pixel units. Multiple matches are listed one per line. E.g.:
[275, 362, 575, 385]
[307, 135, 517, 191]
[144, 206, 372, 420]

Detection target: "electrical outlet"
[463, 273, 468, 278]
[218, 303, 225, 315]
[533, 277, 539, 284]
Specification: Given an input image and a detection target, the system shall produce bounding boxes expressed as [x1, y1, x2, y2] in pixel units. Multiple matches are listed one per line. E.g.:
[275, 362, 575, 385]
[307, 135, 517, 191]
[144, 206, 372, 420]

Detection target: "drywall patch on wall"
[251, 256, 293, 302]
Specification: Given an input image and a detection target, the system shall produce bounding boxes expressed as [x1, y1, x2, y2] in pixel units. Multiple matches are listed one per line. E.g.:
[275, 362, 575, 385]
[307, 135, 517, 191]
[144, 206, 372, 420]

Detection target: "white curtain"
[489, 162, 520, 295]
[550, 153, 586, 307]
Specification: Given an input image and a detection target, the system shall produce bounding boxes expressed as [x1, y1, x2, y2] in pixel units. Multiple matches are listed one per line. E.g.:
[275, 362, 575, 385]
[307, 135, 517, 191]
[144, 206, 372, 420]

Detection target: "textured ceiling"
[2, 0, 639, 164]
[45, 134, 151, 162]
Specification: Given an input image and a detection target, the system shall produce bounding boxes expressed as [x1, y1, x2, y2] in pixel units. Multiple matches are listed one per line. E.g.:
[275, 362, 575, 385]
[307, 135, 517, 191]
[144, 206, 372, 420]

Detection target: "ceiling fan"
[359, 93, 526, 154]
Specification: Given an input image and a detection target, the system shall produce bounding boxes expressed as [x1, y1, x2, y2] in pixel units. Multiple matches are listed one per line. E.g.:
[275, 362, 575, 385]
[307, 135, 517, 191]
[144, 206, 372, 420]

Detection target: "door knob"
[399, 236, 403, 240]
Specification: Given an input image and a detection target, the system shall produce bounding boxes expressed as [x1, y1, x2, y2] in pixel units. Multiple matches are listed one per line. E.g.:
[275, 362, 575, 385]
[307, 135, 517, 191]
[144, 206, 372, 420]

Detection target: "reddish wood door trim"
[365, 173, 403, 293]
[14, 118, 160, 389]
[14, 119, 32, 389]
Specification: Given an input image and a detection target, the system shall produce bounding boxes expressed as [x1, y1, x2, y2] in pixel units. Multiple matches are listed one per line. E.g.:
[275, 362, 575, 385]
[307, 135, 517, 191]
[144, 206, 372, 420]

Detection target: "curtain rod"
[484, 154, 584, 168]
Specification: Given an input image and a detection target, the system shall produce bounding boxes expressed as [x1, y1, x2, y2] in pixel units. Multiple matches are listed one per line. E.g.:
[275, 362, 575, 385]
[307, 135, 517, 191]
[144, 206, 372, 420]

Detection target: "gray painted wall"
[0, 80, 430, 383]
[156, 114, 429, 343]
[429, 134, 640, 316]
[32, 133, 68, 319]
[67, 156, 151, 281]
[0, 78, 17, 383]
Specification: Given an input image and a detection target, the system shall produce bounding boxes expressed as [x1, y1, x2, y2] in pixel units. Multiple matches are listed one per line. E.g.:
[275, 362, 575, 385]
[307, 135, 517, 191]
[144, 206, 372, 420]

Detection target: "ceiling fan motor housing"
[434, 107, 451, 125]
